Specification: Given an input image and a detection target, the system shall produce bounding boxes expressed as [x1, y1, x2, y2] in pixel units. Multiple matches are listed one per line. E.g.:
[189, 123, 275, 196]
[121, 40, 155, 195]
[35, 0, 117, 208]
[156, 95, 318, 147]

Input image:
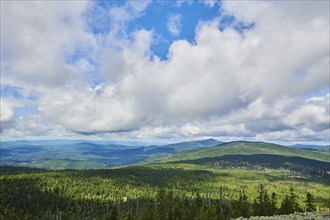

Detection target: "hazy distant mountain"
[157, 141, 330, 177]
[160, 141, 329, 163]
[158, 138, 223, 152]
[0, 139, 148, 147]
[2, 139, 328, 170]
[290, 144, 330, 150]
[0, 138, 222, 169]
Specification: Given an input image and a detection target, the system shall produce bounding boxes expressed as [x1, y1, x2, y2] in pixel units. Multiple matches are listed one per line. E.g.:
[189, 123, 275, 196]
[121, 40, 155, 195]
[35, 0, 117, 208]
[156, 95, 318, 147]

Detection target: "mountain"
[0, 140, 142, 169]
[0, 139, 146, 147]
[145, 138, 223, 152]
[160, 141, 330, 163]
[0, 138, 222, 169]
[157, 141, 330, 178]
[290, 144, 330, 150]
[2, 139, 328, 170]
[1, 140, 330, 219]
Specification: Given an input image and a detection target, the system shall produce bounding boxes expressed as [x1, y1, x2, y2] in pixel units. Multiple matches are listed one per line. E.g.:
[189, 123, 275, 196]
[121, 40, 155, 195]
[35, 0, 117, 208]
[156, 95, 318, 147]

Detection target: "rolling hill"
[155, 141, 330, 177]
[160, 138, 223, 151]
[1, 140, 330, 219]
[1, 140, 329, 171]
[160, 141, 330, 163]
[0, 139, 223, 169]
[290, 144, 330, 150]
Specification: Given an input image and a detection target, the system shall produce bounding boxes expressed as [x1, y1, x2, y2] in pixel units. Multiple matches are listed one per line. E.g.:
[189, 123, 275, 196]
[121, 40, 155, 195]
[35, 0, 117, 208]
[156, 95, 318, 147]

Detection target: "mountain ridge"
[1, 139, 329, 170]
[159, 141, 330, 163]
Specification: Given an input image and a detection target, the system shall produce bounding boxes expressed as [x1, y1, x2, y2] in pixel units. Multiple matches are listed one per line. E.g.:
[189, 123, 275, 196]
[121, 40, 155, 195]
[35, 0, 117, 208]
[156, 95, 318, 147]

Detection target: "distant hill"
[0, 138, 223, 169]
[160, 141, 330, 163]
[173, 154, 329, 177]
[290, 144, 330, 150]
[1, 140, 330, 219]
[1, 139, 328, 170]
[157, 141, 330, 177]
[145, 138, 223, 152]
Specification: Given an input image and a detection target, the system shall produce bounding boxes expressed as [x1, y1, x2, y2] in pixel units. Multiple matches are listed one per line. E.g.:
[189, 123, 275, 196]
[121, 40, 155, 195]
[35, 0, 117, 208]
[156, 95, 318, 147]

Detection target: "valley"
[0, 140, 329, 219]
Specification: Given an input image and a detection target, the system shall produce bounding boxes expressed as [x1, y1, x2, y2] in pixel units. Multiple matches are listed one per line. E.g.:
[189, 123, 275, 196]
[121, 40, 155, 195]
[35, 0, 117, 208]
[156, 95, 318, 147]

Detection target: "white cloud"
[107, 0, 150, 36]
[0, 98, 25, 132]
[100, 29, 154, 83]
[221, 1, 272, 23]
[167, 14, 182, 36]
[200, 0, 220, 8]
[0, 100, 16, 124]
[38, 85, 139, 133]
[0, 1, 329, 143]
[284, 94, 329, 131]
[1, 1, 97, 86]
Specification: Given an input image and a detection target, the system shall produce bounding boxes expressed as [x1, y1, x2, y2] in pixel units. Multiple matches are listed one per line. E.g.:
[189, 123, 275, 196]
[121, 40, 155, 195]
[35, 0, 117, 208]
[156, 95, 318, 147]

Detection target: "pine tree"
[256, 184, 265, 216]
[156, 188, 166, 220]
[270, 192, 277, 215]
[263, 190, 271, 216]
[289, 187, 301, 213]
[255, 184, 272, 216]
[280, 195, 292, 214]
[238, 187, 249, 217]
[280, 187, 301, 214]
[305, 192, 316, 212]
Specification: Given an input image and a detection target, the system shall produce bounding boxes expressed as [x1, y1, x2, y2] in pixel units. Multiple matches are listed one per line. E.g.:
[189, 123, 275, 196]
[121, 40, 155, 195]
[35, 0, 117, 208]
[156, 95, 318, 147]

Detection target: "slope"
[160, 141, 330, 163]
[144, 138, 223, 152]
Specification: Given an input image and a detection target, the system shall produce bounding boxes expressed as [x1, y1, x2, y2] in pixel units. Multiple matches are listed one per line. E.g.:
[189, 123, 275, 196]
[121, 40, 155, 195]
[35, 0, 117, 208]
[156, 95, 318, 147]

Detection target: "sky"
[0, 0, 329, 144]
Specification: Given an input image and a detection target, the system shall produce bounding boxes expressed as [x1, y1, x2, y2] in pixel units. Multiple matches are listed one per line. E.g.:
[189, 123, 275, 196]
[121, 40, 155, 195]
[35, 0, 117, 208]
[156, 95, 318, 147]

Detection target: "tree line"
[1, 178, 317, 220]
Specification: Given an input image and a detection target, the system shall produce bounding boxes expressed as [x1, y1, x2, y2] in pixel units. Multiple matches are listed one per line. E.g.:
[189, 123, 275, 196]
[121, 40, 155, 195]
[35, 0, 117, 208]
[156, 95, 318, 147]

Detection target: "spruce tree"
[280, 187, 301, 214]
[238, 188, 249, 217]
[156, 188, 166, 220]
[289, 187, 301, 213]
[263, 191, 271, 216]
[256, 184, 265, 216]
[280, 195, 292, 214]
[305, 192, 316, 212]
[270, 192, 277, 215]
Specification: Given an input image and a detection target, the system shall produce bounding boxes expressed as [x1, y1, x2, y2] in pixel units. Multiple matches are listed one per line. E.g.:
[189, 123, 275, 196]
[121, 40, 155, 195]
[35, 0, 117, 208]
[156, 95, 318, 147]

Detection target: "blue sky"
[0, 1, 329, 144]
[127, 1, 221, 59]
[83, 0, 251, 61]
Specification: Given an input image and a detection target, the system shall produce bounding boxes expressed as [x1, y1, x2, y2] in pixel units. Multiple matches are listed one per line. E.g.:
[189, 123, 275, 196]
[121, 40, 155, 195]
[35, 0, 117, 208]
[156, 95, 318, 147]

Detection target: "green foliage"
[161, 141, 330, 163]
[2, 141, 329, 171]
[253, 184, 273, 216]
[0, 165, 329, 219]
[280, 187, 302, 214]
[1, 141, 329, 219]
[270, 192, 278, 215]
[305, 192, 316, 212]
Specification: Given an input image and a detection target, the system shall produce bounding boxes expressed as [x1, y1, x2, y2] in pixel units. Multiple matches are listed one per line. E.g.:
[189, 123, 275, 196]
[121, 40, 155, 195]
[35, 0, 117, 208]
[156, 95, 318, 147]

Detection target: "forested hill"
[159, 141, 330, 163]
[156, 138, 223, 151]
[1, 140, 329, 170]
[1, 163, 329, 219]
[0, 139, 223, 169]
[1, 141, 329, 219]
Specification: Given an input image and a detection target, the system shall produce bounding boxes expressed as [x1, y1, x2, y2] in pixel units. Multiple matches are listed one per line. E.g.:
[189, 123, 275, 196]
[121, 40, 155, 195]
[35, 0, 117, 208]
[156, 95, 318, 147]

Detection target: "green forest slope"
[1, 141, 329, 219]
[1, 163, 329, 219]
[159, 141, 330, 162]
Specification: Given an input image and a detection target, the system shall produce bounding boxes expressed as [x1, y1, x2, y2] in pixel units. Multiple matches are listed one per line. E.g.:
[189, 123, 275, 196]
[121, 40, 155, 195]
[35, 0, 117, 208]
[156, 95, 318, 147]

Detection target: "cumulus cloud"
[38, 85, 139, 133]
[284, 94, 329, 132]
[1, 1, 97, 86]
[100, 29, 154, 83]
[0, 98, 24, 131]
[0, 100, 16, 124]
[0, 1, 329, 143]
